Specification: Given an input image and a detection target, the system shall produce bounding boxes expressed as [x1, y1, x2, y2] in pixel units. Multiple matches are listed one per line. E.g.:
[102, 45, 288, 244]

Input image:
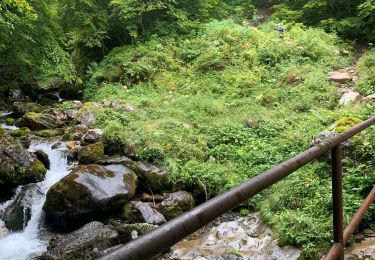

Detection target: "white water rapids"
[0, 141, 70, 260]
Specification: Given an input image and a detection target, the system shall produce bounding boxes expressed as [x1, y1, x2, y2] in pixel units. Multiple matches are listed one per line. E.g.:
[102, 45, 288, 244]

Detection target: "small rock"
[67, 141, 77, 150]
[140, 193, 165, 203]
[34, 150, 50, 170]
[339, 91, 362, 106]
[327, 71, 352, 82]
[82, 129, 103, 144]
[78, 142, 105, 164]
[113, 223, 158, 243]
[63, 124, 88, 141]
[363, 229, 375, 237]
[78, 111, 96, 126]
[129, 201, 166, 225]
[51, 142, 62, 149]
[160, 191, 194, 220]
[362, 94, 375, 102]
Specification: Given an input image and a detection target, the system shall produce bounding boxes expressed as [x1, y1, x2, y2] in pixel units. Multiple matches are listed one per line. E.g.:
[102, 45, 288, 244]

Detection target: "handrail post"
[331, 144, 344, 260]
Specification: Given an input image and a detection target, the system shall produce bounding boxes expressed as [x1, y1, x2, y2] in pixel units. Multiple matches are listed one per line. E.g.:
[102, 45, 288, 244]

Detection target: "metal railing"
[99, 116, 375, 260]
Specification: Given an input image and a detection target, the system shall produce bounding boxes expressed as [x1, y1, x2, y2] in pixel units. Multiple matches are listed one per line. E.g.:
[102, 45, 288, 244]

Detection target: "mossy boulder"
[9, 127, 31, 138]
[0, 129, 46, 186]
[160, 191, 194, 220]
[43, 164, 137, 230]
[12, 102, 46, 116]
[78, 142, 105, 164]
[18, 112, 65, 130]
[0, 116, 16, 126]
[34, 129, 64, 138]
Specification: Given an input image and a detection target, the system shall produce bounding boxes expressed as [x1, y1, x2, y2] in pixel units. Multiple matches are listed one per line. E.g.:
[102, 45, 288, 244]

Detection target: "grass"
[84, 20, 375, 258]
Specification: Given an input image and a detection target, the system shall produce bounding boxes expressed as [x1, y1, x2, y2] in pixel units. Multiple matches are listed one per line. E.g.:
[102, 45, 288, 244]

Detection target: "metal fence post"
[331, 144, 344, 260]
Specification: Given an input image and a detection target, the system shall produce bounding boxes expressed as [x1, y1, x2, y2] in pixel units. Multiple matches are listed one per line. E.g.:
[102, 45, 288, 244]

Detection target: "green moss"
[9, 127, 31, 137]
[35, 129, 64, 137]
[239, 208, 250, 217]
[78, 142, 105, 164]
[29, 160, 47, 181]
[329, 117, 362, 133]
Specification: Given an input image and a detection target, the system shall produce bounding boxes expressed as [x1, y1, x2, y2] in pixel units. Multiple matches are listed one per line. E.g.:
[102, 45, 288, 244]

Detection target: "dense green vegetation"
[2, 0, 375, 258]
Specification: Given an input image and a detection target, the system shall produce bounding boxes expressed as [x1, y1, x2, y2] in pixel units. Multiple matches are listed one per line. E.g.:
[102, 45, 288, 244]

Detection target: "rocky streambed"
[1, 89, 375, 260]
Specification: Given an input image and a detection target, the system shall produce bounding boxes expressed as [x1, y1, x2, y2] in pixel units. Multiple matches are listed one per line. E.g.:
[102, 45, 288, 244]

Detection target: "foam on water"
[0, 141, 70, 260]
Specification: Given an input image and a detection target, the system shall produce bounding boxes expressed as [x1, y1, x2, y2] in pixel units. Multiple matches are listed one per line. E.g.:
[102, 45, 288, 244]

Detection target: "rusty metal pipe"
[331, 145, 344, 260]
[325, 186, 375, 260]
[343, 186, 375, 243]
[99, 116, 375, 260]
[325, 243, 343, 260]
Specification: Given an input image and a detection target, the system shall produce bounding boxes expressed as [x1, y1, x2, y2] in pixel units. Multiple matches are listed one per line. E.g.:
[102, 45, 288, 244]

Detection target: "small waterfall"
[0, 141, 71, 260]
[0, 123, 19, 131]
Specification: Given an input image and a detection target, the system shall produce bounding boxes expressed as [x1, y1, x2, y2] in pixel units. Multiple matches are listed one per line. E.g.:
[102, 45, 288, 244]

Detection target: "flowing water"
[0, 141, 70, 260]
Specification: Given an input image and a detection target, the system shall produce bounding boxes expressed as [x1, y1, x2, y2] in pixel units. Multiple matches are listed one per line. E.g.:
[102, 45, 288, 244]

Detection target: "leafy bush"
[356, 48, 375, 95]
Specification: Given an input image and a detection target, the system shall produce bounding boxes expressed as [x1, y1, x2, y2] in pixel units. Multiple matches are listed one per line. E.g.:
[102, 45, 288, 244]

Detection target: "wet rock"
[129, 201, 166, 225]
[63, 124, 88, 141]
[77, 111, 96, 126]
[344, 237, 375, 260]
[51, 142, 63, 150]
[4, 184, 43, 231]
[40, 221, 118, 260]
[339, 91, 362, 106]
[98, 156, 169, 191]
[43, 164, 137, 230]
[82, 129, 103, 144]
[166, 212, 300, 260]
[34, 150, 50, 170]
[160, 191, 194, 220]
[43, 107, 68, 122]
[19, 112, 65, 130]
[0, 128, 46, 186]
[113, 223, 158, 243]
[13, 102, 46, 116]
[78, 142, 105, 164]
[327, 71, 351, 82]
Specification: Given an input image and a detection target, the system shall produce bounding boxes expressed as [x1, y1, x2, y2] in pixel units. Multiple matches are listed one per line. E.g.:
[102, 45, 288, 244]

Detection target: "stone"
[12, 102, 46, 116]
[169, 212, 300, 260]
[113, 223, 158, 243]
[98, 156, 169, 191]
[160, 191, 194, 220]
[9, 89, 27, 102]
[362, 94, 375, 102]
[19, 112, 65, 130]
[63, 124, 88, 141]
[40, 221, 118, 260]
[82, 129, 103, 144]
[78, 142, 105, 164]
[0, 128, 46, 186]
[9, 127, 31, 138]
[77, 111, 96, 126]
[129, 201, 166, 225]
[34, 150, 50, 170]
[4, 184, 42, 231]
[140, 193, 165, 203]
[43, 164, 137, 230]
[339, 91, 362, 106]
[327, 71, 351, 82]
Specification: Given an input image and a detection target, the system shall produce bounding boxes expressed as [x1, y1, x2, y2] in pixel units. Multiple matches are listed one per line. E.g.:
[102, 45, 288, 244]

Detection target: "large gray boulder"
[43, 164, 137, 230]
[40, 221, 118, 260]
[0, 128, 46, 187]
[160, 191, 194, 220]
